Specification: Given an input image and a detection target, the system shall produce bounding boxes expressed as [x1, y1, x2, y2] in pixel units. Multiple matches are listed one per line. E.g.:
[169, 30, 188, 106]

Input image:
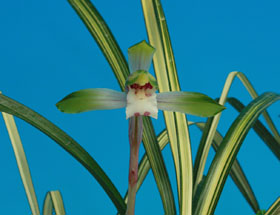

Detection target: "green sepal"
[128, 40, 155, 73]
[157, 91, 225, 117]
[56, 88, 126, 113]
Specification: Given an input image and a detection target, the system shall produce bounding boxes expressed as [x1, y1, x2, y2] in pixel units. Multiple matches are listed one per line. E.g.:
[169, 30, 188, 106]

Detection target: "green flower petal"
[128, 40, 155, 73]
[56, 88, 126, 113]
[157, 91, 225, 117]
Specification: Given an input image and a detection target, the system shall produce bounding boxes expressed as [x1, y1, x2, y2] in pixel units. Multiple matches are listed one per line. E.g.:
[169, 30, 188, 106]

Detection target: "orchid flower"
[56, 41, 225, 215]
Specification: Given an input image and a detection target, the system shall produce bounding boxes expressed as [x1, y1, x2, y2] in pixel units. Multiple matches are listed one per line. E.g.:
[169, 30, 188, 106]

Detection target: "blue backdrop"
[0, 0, 279, 214]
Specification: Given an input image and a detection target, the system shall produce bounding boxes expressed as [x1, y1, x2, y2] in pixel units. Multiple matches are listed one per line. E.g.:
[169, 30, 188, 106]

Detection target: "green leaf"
[0, 94, 126, 214]
[132, 121, 260, 214]
[56, 88, 126, 113]
[1, 111, 40, 215]
[157, 91, 225, 117]
[227, 97, 280, 160]
[194, 92, 280, 215]
[43, 191, 65, 215]
[194, 121, 260, 213]
[68, 0, 176, 212]
[256, 210, 266, 215]
[127, 40, 155, 73]
[193, 71, 280, 195]
[142, 0, 192, 213]
[136, 130, 168, 195]
[141, 117, 176, 213]
[68, 0, 129, 91]
[264, 197, 280, 215]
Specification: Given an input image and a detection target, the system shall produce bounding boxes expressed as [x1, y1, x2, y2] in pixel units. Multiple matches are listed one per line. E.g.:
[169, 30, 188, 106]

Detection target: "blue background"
[0, 0, 279, 214]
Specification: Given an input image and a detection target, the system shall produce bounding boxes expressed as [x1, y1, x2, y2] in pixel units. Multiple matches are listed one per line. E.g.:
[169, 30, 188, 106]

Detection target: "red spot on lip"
[144, 112, 150, 116]
[147, 83, 153, 89]
[129, 83, 153, 90]
[130, 83, 140, 89]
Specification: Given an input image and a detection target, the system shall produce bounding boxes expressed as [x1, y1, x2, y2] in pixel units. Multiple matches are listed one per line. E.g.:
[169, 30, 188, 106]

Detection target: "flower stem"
[126, 116, 143, 215]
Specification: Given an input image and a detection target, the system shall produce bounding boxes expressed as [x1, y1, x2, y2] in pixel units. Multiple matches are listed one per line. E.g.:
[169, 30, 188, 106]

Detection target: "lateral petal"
[157, 91, 225, 117]
[56, 88, 126, 113]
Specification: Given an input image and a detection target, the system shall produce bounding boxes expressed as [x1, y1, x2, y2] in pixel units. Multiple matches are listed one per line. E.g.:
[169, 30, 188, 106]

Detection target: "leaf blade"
[1, 111, 40, 215]
[265, 197, 280, 215]
[227, 97, 280, 160]
[43, 190, 66, 215]
[141, 0, 192, 213]
[68, 0, 129, 90]
[194, 122, 260, 213]
[0, 94, 126, 214]
[134, 121, 260, 214]
[194, 92, 280, 215]
[193, 71, 280, 194]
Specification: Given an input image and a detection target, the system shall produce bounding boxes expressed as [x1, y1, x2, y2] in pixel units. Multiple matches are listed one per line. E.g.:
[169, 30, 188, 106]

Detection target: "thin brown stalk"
[126, 116, 143, 215]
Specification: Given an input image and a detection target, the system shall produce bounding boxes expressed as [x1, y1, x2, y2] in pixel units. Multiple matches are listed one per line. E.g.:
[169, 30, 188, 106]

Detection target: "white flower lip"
[126, 83, 158, 119]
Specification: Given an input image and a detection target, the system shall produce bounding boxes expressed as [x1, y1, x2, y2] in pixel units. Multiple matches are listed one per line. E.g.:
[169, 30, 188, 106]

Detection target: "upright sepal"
[128, 40, 155, 73]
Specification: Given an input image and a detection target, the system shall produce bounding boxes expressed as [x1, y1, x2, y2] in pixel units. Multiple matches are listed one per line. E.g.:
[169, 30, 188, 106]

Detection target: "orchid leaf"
[1, 111, 40, 215]
[142, 1, 193, 213]
[43, 191, 65, 215]
[68, 0, 176, 212]
[193, 71, 280, 194]
[130, 121, 260, 213]
[194, 121, 260, 213]
[128, 41, 155, 73]
[56, 88, 126, 113]
[227, 97, 280, 160]
[68, 0, 129, 91]
[264, 197, 280, 215]
[141, 116, 176, 214]
[157, 91, 225, 117]
[194, 92, 280, 215]
[0, 93, 126, 214]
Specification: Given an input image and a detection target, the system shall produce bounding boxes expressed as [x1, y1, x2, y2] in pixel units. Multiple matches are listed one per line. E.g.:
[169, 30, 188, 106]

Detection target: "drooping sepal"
[157, 91, 225, 117]
[56, 88, 126, 113]
[128, 40, 155, 73]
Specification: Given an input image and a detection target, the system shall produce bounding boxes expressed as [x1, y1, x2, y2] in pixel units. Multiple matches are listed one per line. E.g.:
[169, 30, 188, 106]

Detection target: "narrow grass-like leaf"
[1, 111, 40, 215]
[193, 71, 280, 193]
[227, 97, 280, 160]
[65, 0, 177, 212]
[0, 94, 126, 214]
[194, 122, 260, 213]
[141, 117, 176, 213]
[43, 190, 65, 215]
[265, 197, 280, 215]
[142, 0, 192, 213]
[131, 121, 259, 213]
[194, 92, 280, 215]
[68, 0, 129, 90]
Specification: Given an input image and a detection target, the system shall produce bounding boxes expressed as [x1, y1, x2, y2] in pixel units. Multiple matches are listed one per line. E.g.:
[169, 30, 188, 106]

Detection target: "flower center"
[125, 82, 158, 119]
